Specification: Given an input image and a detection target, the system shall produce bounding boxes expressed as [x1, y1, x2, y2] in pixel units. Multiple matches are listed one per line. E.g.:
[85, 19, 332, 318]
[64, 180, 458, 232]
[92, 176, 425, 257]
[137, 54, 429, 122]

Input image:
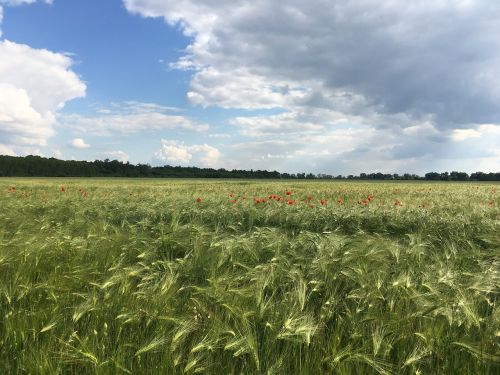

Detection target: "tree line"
[0, 155, 498, 181]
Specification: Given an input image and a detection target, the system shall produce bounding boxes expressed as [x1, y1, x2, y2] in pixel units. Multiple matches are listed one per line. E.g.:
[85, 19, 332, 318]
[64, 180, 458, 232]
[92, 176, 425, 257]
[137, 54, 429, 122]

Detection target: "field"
[0, 178, 498, 374]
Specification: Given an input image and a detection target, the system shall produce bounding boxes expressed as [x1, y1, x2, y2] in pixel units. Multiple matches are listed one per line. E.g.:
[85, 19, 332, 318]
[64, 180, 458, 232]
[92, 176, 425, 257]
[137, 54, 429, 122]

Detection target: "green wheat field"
[0, 178, 499, 374]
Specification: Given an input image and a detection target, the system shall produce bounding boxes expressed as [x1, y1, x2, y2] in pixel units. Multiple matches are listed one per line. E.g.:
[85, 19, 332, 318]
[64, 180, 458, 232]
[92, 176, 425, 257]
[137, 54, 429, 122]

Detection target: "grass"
[0, 178, 498, 374]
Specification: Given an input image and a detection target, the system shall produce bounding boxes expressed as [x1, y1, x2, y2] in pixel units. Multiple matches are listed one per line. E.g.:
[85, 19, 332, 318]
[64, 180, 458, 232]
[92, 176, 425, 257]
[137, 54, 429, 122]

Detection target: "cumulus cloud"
[186, 68, 308, 110]
[0, 40, 86, 151]
[231, 108, 357, 137]
[51, 148, 63, 159]
[223, 121, 500, 174]
[124, 0, 500, 172]
[99, 150, 129, 162]
[0, 143, 16, 156]
[69, 137, 90, 149]
[155, 139, 220, 167]
[124, 1, 500, 126]
[225, 127, 376, 171]
[61, 101, 208, 136]
[451, 129, 481, 142]
[450, 124, 500, 141]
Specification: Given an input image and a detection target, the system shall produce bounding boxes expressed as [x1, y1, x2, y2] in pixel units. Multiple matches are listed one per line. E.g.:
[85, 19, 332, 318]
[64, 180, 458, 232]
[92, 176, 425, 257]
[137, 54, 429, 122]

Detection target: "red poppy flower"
[195, 197, 202, 203]
[285, 191, 292, 196]
[307, 196, 313, 201]
[61, 186, 66, 193]
[337, 197, 344, 204]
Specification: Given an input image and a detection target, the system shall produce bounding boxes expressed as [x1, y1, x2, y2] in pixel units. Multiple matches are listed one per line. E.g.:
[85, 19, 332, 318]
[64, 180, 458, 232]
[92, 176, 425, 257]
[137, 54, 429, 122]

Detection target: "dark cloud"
[125, 0, 500, 129]
[124, 0, 500, 172]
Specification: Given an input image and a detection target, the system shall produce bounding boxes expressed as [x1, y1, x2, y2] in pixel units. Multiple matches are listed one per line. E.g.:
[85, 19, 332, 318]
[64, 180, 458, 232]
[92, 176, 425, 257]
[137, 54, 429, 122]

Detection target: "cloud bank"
[124, 0, 500, 126]
[61, 101, 209, 136]
[124, 0, 500, 172]
[155, 139, 220, 167]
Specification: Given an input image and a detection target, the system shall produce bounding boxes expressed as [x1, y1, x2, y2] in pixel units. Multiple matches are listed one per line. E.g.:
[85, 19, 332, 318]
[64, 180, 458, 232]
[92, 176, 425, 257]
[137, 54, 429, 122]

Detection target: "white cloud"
[61, 102, 208, 136]
[69, 137, 90, 149]
[208, 133, 231, 139]
[402, 122, 439, 137]
[124, 0, 500, 173]
[155, 139, 220, 167]
[230, 108, 354, 137]
[186, 67, 308, 109]
[109, 101, 182, 114]
[156, 140, 191, 164]
[51, 148, 63, 159]
[124, 1, 500, 127]
[451, 124, 500, 141]
[99, 150, 129, 162]
[225, 126, 374, 169]
[0, 143, 16, 155]
[0, 40, 86, 151]
[451, 128, 481, 141]
[0, 83, 52, 144]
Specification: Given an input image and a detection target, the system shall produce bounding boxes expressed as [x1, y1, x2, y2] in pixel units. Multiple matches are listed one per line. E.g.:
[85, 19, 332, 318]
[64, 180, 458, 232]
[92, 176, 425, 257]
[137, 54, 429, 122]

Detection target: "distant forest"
[0, 155, 499, 181]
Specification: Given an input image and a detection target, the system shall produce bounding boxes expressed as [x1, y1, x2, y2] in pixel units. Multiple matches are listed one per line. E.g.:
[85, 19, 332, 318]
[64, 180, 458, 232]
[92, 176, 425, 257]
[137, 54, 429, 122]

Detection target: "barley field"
[0, 178, 498, 374]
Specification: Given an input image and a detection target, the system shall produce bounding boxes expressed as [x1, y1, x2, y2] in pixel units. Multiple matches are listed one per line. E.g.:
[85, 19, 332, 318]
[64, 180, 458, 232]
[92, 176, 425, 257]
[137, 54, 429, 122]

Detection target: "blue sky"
[3, 0, 189, 104]
[0, 0, 499, 174]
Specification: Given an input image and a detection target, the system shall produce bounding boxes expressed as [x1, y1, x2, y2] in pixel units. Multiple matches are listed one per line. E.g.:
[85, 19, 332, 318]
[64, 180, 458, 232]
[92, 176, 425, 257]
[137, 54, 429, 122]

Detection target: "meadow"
[0, 178, 498, 374]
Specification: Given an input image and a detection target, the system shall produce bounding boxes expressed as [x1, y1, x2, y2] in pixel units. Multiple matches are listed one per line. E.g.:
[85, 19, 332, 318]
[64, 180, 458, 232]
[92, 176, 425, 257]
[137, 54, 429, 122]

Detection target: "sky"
[0, 0, 499, 175]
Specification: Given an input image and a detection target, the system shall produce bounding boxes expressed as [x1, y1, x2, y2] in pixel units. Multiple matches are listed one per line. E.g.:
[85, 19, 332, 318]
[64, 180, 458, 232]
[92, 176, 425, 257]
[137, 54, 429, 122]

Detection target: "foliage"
[1, 155, 499, 180]
[0, 178, 499, 374]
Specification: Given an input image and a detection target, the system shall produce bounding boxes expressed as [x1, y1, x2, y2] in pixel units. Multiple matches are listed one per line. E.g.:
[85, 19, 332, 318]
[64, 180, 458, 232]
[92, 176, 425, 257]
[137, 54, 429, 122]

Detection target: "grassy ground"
[0, 178, 498, 374]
